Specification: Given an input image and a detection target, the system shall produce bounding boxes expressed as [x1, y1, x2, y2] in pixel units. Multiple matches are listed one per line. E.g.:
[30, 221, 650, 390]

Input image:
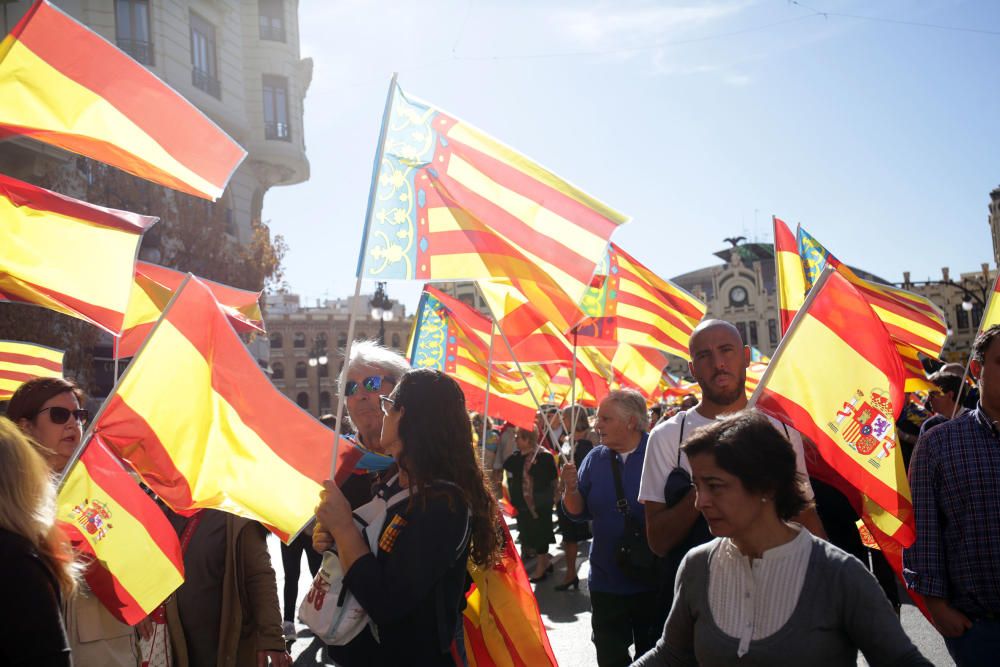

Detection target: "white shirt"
[708, 526, 812, 657]
[637, 407, 815, 504]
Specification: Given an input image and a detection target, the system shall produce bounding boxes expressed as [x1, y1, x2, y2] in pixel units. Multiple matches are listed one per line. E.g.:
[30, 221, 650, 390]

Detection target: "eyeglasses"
[345, 375, 395, 397]
[36, 407, 89, 425]
[379, 395, 396, 416]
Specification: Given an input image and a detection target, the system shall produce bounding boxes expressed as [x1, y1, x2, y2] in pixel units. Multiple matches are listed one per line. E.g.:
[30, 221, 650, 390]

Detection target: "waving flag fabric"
[117, 261, 264, 358]
[750, 269, 913, 544]
[576, 242, 705, 360]
[773, 217, 806, 335]
[0, 340, 63, 399]
[972, 271, 1000, 332]
[57, 436, 184, 624]
[0, 0, 245, 200]
[463, 521, 557, 666]
[360, 82, 628, 312]
[0, 173, 156, 333]
[91, 276, 351, 541]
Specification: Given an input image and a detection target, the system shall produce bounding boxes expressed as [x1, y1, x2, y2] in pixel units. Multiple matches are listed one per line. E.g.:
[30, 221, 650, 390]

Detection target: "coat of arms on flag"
[70, 498, 114, 541]
[829, 389, 897, 466]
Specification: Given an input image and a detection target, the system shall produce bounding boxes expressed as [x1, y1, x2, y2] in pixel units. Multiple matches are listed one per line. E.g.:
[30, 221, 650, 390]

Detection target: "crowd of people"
[2, 320, 999, 666]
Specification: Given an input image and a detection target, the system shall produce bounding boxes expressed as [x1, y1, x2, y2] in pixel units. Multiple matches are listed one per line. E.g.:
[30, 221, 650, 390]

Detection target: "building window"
[337, 332, 347, 347]
[971, 303, 984, 329]
[391, 333, 401, 349]
[269, 332, 283, 349]
[190, 12, 220, 98]
[258, 0, 286, 42]
[748, 321, 758, 347]
[271, 362, 284, 379]
[296, 392, 309, 410]
[318, 363, 329, 378]
[955, 305, 970, 331]
[319, 391, 331, 412]
[768, 319, 778, 347]
[315, 332, 327, 351]
[734, 321, 748, 345]
[115, 0, 153, 65]
[263, 75, 291, 141]
[295, 361, 308, 379]
[293, 332, 305, 348]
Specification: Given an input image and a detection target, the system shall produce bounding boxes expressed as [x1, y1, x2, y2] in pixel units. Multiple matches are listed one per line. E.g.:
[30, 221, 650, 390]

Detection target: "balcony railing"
[117, 38, 154, 66]
[265, 121, 291, 141]
[192, 68, 221, 99]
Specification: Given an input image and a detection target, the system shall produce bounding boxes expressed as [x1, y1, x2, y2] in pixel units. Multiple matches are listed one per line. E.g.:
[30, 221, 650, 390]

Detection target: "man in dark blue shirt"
[904, 325, 1000, 667]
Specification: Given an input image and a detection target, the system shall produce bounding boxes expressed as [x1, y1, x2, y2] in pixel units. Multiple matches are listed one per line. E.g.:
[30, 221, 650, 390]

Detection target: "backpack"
[298, 473, 410, 645]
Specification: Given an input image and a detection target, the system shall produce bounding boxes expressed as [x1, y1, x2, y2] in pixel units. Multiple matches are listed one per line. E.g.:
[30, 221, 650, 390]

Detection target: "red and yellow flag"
[576, 242, 706, 361]
[92, 276, 345, 541]
[117, 261, 264, 358]
[57, 436, 184, 624]
[972, 270, 1000, 332]
[0, 173, 156, 333]
[0, 0, 245, 200]
[773, 216, 806, 335]
[361, 82, 627, 313]
[464, 521, 557, 667]
[750, 269, 914, 544]
[0, 340, 63, 399]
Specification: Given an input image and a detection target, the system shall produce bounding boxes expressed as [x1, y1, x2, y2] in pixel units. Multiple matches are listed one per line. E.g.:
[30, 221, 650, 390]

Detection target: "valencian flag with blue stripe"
[359, 81, 628, 312]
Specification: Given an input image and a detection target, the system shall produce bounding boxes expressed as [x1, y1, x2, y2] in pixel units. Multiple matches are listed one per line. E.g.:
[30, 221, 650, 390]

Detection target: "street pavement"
[269, 529, 953, 666]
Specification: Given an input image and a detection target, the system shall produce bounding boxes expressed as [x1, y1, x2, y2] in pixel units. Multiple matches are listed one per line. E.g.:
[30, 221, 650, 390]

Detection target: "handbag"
[298, 474, 410, 645]
[609, 454, 657, 583]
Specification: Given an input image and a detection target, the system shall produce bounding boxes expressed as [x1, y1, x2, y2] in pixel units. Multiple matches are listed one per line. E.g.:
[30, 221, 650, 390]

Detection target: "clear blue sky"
[262, 0, 1000, 313]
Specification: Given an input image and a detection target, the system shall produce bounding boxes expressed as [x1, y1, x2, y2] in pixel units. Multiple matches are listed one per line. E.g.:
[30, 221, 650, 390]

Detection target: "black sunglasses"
[36, 406, 89, 425]
[345, 375, 396, 397]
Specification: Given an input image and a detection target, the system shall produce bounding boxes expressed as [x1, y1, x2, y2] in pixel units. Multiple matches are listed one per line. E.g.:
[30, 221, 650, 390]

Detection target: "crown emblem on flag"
[71, 498, 114, 542]
[828, 388, 897, 466]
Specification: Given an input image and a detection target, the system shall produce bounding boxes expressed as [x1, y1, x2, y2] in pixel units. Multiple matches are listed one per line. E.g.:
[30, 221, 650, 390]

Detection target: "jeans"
[590, 589, 659, 667]
[945, 618, 1000, 667]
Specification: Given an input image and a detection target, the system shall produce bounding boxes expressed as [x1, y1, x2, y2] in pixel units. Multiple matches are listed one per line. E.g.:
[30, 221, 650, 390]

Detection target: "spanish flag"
[773, 216, 806, 335]
[361, 82, 627, 311]
[464, 521, 557, 666]
[57, 436, 184, 625]
[0, 340, 63, 399]
[0, 173, 156, 333]
[750, 268, 914, 543]
[91, 276, 345, 541]
[117, 261, 264, 358]
[971, 270, 1000, 332]
[0, 0, 245, 200]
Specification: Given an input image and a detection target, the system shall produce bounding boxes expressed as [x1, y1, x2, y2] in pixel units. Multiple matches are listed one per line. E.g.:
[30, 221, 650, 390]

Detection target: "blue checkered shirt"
[903, 406, 1000, 616]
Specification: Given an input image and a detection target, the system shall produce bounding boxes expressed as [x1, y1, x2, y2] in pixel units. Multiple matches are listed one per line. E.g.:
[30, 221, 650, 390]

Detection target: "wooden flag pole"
[569, 327, 579, 460]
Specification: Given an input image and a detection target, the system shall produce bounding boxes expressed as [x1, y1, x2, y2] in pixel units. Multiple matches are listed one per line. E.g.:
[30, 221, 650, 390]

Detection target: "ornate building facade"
[264, 293, 412, 417]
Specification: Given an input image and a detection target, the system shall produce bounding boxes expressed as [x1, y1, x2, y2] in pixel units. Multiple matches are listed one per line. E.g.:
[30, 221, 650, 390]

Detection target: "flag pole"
[331, 73, 399, 479]
[481, 318, 496, 467]
[113, 336, 120, 380]
[569, 327, 579, 460]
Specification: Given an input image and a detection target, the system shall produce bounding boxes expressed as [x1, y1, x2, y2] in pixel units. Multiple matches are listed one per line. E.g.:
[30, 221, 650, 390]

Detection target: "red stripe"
[0, 351, 62, 372]
[60, 522, 148, 625]
[116, 322, 155, 359]
[164, 278, 336, 483]
[0, 276, 125, 334]
[93, 403, 196, 511]
[857, 283, 945, 334]
[613, 244, 705, 321]
[615, 288, 694, 336]
[455, 376, 536, 429]
[0, 173, 155, 233]
[755, 390, 911, 518]
[0, 369, 41, 385]
[427, 165, 601, 285]
[421, 228, 570, 288]
[11, 1, 244, 188]
[81, 437, 185, 573]
[441, 114, 622, 240]
[779, 308, 797, 336]
[463, 613, 494, 667]
[773, 217, 797, 251]
[489, 604, 530, 667]
[137, 262, 264, 330]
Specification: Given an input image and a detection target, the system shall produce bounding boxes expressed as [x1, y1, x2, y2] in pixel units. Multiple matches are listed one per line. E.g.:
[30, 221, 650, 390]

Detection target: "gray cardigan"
[633, 534, 931, 667]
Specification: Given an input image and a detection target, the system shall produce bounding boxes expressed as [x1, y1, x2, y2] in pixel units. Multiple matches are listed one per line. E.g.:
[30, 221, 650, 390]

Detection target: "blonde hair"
[0, 417, 78, 594]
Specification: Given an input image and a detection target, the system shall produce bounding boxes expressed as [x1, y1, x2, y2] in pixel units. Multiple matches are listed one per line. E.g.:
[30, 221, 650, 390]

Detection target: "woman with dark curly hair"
[316, 368, 501, 666]
[633, 410, 930, 667]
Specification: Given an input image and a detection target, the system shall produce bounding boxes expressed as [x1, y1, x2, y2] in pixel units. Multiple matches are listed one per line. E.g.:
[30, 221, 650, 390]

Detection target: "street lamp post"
[307, 341, 328, 416]
[369, 281, 394, 346]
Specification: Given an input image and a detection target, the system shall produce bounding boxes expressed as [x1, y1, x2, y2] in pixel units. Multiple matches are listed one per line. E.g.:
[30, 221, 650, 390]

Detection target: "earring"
[760, 497, 768, 504]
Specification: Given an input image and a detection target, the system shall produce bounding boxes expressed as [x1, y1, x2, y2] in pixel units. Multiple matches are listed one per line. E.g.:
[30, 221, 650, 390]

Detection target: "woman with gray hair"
[562, 389, 659, 666]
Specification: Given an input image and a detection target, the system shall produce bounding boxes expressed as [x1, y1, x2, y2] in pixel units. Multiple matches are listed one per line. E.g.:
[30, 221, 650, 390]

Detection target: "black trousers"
[590, 589, 659, 667]
[280, 530, 322, 621]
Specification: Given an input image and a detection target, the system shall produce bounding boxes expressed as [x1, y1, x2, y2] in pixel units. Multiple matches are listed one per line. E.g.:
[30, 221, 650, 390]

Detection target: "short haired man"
[918, 370, 967, 437]
[904, 325, 1000, 665]
[638, 320, 825, 615]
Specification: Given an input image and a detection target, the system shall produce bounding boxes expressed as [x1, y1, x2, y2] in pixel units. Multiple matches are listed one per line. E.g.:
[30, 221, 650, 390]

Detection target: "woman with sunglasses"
[0, 417, 79, 666]
[315, 368, 501, 666]
[7, 377, 142, 667]
[503, 426, 557, 582]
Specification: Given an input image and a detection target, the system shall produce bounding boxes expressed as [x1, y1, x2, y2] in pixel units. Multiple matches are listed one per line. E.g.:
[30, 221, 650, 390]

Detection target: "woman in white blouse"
[632, 410, 930, 667]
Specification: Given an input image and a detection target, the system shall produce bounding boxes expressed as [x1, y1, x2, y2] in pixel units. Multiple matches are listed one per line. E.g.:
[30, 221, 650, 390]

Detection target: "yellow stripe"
[0, 198, 140, 312]
[0, 359, 61, 378]
[117, 321, 321, 535]
[611, 345, 662, 395]
[618, 255, 705, 314]
[777, 249, 807, 311]
[764, 314, 911, 501]
[871, 305, 946, 355]
[862, 494, 907, 540]
[982, 292, 1000, 332]
[0, 340, 63, 363]
[0, 41, 220, 198]
[57, 465, 182, 611]
[445, 121, 628, 226]
[121, 277, 167, 330]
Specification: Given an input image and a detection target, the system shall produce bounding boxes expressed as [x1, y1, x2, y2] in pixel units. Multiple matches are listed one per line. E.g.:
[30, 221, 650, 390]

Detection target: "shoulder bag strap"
[678, 413, 687, 467]
[609, 454, 633, 524]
